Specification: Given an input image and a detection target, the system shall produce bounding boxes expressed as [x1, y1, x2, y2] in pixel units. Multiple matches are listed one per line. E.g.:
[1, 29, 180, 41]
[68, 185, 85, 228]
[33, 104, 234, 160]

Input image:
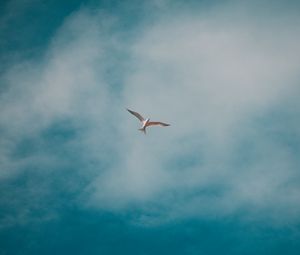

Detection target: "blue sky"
[1, 0, 300, 254]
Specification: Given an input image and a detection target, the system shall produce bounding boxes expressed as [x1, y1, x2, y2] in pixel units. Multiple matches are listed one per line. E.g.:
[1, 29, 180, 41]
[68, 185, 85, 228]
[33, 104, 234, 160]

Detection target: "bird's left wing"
[126, 109, 144, 122]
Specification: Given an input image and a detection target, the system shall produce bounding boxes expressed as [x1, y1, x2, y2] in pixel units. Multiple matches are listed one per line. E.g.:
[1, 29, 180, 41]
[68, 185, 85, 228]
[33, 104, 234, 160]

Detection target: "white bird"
[127, 108, 170, 134]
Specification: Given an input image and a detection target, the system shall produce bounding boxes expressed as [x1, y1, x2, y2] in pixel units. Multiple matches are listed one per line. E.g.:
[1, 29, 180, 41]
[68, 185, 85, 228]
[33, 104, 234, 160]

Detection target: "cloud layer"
[1, 1, 300, 227]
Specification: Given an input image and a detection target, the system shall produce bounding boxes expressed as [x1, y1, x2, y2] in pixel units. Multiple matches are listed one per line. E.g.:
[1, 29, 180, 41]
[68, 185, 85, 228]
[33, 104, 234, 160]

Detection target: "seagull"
[127, 108, 170, 134]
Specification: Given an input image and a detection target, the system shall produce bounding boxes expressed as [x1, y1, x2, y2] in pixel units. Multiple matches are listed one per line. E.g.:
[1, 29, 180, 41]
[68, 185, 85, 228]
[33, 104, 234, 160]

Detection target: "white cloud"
[1, 2, 300, 227]
[0, 8, 117, 226]
[87, 4, 300, 225]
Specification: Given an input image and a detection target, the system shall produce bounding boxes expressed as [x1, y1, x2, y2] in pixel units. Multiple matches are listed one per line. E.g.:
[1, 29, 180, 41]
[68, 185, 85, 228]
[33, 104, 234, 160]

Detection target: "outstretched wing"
[147, 121, 170, 127]
[127, 109, 144, 122]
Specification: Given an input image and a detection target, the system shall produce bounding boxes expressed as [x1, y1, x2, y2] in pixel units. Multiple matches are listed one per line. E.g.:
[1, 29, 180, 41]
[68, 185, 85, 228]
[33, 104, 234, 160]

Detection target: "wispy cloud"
[86, 1, 300, 225]
[0, 7, 119, 227]
[1, 1, 300, 228]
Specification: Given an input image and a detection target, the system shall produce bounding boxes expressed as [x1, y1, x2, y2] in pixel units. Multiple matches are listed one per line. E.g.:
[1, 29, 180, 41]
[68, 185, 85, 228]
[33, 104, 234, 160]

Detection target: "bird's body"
[127, 109, 170, 134]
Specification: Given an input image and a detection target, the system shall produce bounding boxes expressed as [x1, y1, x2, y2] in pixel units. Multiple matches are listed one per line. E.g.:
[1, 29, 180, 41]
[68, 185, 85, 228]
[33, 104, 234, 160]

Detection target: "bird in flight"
[127, 108, 170, 134]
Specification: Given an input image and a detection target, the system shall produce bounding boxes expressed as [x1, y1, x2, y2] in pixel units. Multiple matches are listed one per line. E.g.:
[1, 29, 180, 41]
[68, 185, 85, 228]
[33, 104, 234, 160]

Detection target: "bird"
[126, 108, 170, 134]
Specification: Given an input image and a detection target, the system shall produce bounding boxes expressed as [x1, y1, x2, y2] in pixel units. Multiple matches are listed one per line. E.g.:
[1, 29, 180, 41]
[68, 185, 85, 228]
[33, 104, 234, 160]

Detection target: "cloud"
[0, 7, 119, 227]
[86, 2, 300, 225]
[1, 1, 300, 228]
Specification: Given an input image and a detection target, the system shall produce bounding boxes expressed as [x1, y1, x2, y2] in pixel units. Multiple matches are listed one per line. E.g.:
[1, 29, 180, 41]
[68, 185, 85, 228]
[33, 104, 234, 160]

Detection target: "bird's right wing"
[147, 121, 170, 127]
[127, 109, 144, 122]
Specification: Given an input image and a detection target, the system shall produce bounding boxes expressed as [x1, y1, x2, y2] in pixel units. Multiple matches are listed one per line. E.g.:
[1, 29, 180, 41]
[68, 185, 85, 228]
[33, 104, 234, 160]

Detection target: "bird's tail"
[139, 128, 146, 134]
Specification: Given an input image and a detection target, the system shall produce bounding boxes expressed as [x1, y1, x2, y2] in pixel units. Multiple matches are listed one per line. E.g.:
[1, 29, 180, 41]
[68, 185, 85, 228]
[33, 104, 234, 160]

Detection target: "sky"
[1, 0, 300, 254]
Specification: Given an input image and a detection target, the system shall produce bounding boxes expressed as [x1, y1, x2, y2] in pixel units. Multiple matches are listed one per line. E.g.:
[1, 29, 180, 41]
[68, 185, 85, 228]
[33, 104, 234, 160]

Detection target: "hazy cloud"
[1, 1, 300, 227]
